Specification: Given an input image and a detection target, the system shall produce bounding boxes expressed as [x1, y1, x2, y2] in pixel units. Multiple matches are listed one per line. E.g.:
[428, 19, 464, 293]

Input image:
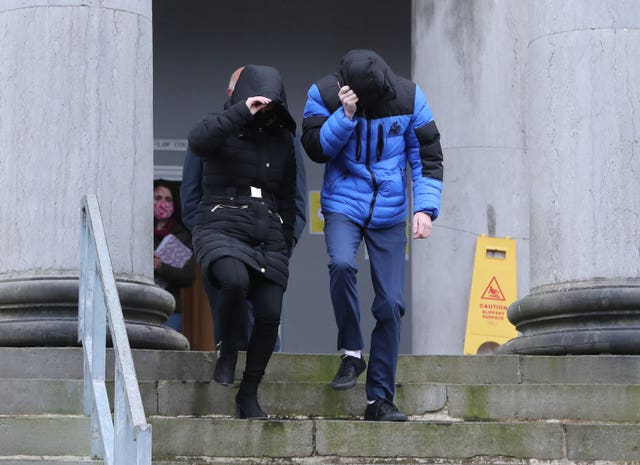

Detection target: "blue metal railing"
[78, 194, 152, 465]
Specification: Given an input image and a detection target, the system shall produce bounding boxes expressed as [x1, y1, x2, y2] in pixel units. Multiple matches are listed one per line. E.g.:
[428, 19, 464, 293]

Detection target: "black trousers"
[208, 256, 283, 384]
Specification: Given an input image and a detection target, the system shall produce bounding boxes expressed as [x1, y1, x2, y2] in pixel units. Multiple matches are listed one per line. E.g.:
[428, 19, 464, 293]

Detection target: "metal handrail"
[78, 194, 152, 465]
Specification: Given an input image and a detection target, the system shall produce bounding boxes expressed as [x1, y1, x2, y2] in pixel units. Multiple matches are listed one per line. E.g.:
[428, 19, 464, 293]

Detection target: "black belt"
[207, 185, 274, 201]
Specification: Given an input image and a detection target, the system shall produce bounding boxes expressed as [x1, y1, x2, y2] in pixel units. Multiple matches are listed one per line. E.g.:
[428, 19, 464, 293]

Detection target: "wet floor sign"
[463, 235, 518, 354]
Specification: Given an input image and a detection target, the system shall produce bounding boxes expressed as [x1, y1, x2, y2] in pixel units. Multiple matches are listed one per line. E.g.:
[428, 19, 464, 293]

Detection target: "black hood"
[230, 64, 296, 133]
[338, 49, 396, 108]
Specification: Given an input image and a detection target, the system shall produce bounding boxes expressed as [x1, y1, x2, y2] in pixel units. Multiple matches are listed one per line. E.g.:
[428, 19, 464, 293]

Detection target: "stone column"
[498, 0, 640, 354]
[411, 1, 529, 354]
[0, 0, 188, 349]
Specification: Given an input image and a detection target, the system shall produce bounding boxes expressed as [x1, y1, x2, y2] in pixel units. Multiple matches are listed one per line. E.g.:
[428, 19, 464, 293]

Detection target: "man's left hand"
[412, 212, 432, 239]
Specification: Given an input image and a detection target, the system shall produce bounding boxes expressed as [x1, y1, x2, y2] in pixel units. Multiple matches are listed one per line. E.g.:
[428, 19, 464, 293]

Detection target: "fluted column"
[411, 0, 529, 354]
[0, 0, 188, 349]
[499, 0, 640, 354]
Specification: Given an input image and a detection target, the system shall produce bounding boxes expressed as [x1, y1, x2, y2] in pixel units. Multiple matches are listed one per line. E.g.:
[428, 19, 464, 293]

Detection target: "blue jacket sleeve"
[180, 145, 203, 232]
[301, 84, 357, 163]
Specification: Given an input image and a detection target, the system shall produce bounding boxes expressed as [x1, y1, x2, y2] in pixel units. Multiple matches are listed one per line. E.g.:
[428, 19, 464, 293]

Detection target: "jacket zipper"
[211, 204, 249, 213]
[355, 121, 362, 162]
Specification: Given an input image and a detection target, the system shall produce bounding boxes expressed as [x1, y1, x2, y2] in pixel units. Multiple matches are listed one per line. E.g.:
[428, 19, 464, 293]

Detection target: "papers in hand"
[155, 234, 193, 269]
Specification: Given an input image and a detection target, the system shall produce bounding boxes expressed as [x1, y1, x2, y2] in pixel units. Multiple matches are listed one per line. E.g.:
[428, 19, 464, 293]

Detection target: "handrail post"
[78, 194, 152, 465]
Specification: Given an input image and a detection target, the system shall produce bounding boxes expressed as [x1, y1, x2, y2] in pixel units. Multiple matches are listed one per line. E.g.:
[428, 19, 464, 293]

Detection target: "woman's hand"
[246, 96, 272, 115]
[154, 254, 162, 271]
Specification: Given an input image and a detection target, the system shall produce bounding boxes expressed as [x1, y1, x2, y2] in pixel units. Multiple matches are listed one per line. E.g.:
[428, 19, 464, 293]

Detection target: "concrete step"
[4, 377, 640, 422]
[4, 347, 640, 384]
[3, 348, 640, 464]
[2, 415, 639, 462]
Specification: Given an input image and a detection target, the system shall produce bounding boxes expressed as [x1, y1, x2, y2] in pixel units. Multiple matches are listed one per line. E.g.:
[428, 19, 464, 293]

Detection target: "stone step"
[3, 347, 640, 384]
[4, 377, 640, 422]
[3, 348, 640, 464]
[2, 415, 639, 462]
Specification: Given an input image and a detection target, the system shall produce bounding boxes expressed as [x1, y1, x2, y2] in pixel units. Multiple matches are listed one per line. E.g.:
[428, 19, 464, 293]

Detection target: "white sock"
[343, 349, 361, 359]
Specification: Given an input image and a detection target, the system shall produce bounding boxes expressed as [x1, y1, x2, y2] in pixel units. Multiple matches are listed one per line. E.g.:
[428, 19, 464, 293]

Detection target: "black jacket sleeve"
[188, 102, 252, 156]
[276, 138, 297, 255]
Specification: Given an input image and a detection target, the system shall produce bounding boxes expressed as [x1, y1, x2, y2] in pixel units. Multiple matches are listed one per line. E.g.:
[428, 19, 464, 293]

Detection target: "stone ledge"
[3, 348, 640, 385]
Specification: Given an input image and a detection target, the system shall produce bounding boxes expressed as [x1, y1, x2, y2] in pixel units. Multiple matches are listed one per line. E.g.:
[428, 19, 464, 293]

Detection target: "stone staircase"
[1, 347, 640, 464]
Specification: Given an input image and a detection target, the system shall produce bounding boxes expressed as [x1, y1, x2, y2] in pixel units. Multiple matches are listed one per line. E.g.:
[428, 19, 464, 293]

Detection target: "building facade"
[2, 0, 639, 354]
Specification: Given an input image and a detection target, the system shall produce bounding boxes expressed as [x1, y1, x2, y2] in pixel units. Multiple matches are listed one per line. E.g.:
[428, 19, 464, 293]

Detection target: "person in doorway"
[153, 179, 196, 332]
[181, 66, 307, 381]
[301, 49, 444, 421]
[187, 64, 298, 419]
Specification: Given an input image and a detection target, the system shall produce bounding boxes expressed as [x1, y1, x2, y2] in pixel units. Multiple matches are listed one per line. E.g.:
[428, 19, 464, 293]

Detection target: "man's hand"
[338, 85, 358, 120]
[412, 212, 432, 239]
[246, 96, 272, 115]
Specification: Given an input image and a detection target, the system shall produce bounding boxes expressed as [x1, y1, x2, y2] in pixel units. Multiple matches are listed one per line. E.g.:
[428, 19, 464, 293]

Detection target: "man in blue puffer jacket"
[302, 49, 444, 421]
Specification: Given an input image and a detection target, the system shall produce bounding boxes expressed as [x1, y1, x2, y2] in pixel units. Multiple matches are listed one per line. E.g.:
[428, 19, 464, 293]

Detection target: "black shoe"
[235, 384, 268, 420]
[330, 355, 366, 390]
[213, 351, 237, 386]
[364, 399, 408, 422]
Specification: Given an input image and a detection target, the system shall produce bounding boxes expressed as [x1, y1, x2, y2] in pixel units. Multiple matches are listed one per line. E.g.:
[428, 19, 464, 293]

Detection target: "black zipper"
[355, 121, 362, 162]
[365, 117, 371, 165]
[363, 113, 378, 228]
[376, 123, 384, 162]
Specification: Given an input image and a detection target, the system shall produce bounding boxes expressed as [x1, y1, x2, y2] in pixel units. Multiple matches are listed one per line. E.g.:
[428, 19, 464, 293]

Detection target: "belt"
[208, 185, 272, 200]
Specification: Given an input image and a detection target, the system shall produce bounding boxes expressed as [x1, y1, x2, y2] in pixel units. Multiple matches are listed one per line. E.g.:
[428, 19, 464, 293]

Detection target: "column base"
[497, 281, 640, 355]
[0, 275, 189, 350]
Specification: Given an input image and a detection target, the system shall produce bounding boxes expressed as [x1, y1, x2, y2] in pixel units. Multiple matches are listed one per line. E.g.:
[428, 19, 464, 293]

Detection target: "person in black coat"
[181, 66, 307, 361]
[188, 64, 297, 419]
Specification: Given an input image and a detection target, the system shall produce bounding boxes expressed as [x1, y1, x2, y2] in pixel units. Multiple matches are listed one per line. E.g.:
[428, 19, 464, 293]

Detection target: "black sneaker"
[364, 399, 408, 422]
[330, 355, 366, 390]
[213, 350, 237, 386]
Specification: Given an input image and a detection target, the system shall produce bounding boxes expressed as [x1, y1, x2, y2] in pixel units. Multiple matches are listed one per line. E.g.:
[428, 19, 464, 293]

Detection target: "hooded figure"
[187, 64, 297, 420]
[302, 48, 443, 228]
[189, 64, 297, 272]
[337, 49, 396, 111]
[227, 65, 296, 132]
[301, 49, 444, 422]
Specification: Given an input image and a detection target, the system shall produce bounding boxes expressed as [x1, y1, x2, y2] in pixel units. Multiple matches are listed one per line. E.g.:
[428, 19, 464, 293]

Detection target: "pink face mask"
[154, 200, 174, 220]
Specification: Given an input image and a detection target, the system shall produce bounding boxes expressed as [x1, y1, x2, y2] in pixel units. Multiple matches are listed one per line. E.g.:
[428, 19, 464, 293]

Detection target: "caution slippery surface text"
[463, 236, 518, 354]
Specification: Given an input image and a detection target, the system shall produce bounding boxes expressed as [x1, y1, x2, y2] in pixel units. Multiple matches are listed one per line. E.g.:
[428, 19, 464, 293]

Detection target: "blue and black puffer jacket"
[302, 49, 443, 229]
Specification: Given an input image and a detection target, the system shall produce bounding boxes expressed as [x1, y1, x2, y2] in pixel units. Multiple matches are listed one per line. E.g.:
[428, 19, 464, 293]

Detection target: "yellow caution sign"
[309, 190, 324, 234]
[463, 235, 518, 354]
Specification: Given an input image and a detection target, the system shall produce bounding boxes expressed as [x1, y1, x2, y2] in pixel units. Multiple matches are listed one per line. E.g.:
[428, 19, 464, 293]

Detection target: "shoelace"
[336, 357, 357, 377]
[377, 400, 398, 414]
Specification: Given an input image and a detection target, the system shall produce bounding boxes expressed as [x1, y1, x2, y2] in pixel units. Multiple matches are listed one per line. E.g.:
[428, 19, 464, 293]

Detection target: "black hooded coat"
[188, 65, 297, 289]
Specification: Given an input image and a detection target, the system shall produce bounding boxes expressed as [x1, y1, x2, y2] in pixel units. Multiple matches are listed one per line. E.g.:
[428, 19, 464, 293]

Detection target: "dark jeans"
[323, 212, 407, 402]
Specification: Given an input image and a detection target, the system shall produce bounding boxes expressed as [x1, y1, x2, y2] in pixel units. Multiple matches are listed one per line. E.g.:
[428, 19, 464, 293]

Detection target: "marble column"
[411, 0, 529, 354]
[498, 0, 640, 354]
[0, 0, 188, 349]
